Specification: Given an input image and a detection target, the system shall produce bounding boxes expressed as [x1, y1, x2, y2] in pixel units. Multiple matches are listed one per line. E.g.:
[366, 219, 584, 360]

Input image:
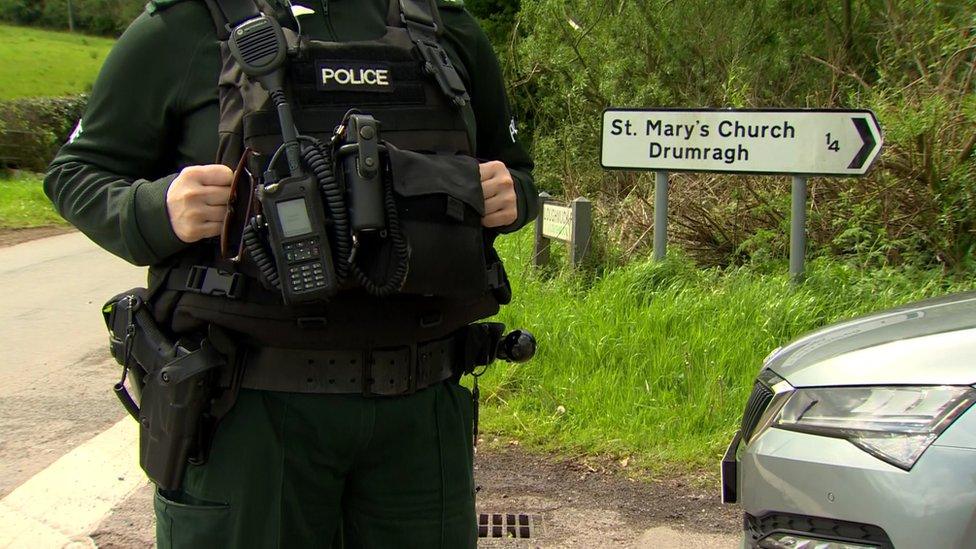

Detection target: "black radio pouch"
[381, 146, 492, 299]
[104, 289, 226, 491]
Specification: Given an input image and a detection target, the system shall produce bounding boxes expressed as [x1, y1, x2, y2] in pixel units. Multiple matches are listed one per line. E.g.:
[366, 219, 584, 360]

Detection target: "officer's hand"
[166, 165, 233, 243]
[479, 161, 518, 228]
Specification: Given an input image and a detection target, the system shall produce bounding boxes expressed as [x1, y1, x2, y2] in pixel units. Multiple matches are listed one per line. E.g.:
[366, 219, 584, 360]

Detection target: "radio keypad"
[284, 239, 327, 293]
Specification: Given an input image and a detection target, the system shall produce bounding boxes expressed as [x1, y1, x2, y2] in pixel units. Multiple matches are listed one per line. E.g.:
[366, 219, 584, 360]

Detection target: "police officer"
[45, 0, 537, 547]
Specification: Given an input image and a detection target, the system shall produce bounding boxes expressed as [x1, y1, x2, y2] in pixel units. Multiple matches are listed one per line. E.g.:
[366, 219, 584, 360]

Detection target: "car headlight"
[770, 385, 976, 470]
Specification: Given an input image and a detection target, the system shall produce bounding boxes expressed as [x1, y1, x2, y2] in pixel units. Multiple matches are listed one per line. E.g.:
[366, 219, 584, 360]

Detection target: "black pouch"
[383, 147, 489, 299]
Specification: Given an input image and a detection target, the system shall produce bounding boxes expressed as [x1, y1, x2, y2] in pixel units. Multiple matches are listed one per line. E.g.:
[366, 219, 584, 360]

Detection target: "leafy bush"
[0, 95, 86, 172]
[504, 0, 976, 271]
[0, 0, 143, 35]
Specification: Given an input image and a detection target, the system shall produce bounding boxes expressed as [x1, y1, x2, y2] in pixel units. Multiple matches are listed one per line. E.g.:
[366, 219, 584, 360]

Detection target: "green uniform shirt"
[45, 0, 536, 267]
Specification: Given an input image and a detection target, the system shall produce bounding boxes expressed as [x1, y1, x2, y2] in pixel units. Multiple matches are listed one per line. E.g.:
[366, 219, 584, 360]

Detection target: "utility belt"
[103, 288, 532, 490]
[235, 337, 456, 396]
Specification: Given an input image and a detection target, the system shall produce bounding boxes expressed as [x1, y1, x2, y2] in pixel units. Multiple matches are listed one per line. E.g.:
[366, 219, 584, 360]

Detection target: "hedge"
[0, 95, 87, 172]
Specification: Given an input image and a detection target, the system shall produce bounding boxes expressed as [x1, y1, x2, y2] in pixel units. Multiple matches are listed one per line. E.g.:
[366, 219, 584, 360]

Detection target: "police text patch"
[316, 62, 394, 93]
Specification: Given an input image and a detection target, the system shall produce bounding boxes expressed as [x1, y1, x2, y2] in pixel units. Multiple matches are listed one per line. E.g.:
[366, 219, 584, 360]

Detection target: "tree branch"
[805, 54, 872, 90]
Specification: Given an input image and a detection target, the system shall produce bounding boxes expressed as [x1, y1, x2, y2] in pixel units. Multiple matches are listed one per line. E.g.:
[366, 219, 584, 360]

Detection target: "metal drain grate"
[478, 513, 537, 539]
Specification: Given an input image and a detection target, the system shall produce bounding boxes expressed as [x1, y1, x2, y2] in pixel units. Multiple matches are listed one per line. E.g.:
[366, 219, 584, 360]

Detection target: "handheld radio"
[229, 14, 338, 304]
[258, 176, 337, 302]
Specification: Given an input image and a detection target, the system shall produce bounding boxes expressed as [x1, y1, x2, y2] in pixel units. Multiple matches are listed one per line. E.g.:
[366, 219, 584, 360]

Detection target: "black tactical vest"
[149, 0, 510, 349]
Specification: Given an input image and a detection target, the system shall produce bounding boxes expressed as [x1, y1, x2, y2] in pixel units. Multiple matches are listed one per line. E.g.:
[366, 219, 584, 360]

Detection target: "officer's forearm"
[44, 160, 188, 266]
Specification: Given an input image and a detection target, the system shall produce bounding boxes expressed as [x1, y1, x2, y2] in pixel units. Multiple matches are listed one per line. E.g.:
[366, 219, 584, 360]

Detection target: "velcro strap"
[213, 0, 261, 30]
[400, 0, 438, 30]
[486, 262, 506, 290]
[236, 336, 456, 396]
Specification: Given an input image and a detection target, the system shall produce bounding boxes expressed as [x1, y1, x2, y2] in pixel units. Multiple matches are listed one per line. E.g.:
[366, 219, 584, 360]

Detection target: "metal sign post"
[791, 176, 807, 281]
[654, 171, 669, 261]
[601, 108, 883, 282]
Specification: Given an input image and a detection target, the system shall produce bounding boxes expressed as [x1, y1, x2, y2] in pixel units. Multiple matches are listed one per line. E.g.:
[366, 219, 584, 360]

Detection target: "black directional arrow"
[848, 117, 877, 170]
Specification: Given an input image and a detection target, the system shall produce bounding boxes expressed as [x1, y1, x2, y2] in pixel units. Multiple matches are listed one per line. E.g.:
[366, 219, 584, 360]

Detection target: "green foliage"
[505, 0, 976, 272]
[465, 0, 520, 45]
[0, 95, 88, 172]
[0, 24, 114, 99]
[0, 0, 144, 36]
[0, 173, 67, 228]
[478, 231, 976, 469]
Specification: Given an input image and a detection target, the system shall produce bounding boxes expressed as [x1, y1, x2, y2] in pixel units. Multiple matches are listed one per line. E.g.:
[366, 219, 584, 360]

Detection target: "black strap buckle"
[186, 266, 244, 299]
[414, 40, 470, 107]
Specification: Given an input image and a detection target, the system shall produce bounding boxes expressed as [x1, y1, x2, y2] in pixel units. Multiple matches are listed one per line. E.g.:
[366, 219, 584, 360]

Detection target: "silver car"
[723, 291, 976, 549]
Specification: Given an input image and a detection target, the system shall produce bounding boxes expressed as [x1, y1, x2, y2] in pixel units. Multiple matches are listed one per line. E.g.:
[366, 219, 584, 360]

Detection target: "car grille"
[740, 381, 774, 441]
[745, 512, 893, 548]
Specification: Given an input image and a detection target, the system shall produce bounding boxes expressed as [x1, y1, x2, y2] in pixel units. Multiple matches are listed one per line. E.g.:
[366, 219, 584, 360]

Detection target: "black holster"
[104, 289, 229, 491]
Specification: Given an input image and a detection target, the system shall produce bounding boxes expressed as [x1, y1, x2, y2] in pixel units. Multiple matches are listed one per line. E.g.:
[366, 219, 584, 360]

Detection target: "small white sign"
[542, 203, 572, 242]
[601, 109, 883, 176]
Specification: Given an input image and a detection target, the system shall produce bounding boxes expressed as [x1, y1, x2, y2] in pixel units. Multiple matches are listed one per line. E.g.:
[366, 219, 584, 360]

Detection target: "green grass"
[0, 173, 66, 228]
[480, 232, 976, 472]
[0, 24, 114, 100]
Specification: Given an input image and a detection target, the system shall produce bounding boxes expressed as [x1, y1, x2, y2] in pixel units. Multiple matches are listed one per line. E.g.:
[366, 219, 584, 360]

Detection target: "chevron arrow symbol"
[848, 117, 878, 170]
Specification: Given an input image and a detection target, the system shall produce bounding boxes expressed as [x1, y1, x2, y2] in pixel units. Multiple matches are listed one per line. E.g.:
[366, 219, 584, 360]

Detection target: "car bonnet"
[765, 291, 976, 387]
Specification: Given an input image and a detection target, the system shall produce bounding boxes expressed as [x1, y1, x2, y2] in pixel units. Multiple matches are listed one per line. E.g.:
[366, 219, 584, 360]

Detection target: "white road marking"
[0, 419, 146, 548]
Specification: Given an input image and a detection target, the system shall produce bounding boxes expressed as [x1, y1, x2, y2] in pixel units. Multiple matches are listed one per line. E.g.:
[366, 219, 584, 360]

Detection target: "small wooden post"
[570, 197, 592, 268]
[533, 192, 551, 267]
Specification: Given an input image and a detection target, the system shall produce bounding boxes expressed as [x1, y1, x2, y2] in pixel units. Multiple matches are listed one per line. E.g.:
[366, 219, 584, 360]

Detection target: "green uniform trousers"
[153, 381, 477, 548]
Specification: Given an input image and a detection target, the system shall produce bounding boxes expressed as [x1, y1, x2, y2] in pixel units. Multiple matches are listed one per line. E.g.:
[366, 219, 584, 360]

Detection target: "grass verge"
[0, 24, 114, 100]
[481, 231, 976, 472]
[0, 173, 66, 228]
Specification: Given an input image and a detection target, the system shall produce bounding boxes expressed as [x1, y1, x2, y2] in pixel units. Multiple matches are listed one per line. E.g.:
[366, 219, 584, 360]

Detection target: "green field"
[0, 173, 66, 228]
[0, 24, 114, 100]
[479, 233, 976, 472]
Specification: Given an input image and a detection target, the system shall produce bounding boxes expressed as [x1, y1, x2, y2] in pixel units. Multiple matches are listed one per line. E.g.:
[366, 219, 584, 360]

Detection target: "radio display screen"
[277, 198, 313, 238]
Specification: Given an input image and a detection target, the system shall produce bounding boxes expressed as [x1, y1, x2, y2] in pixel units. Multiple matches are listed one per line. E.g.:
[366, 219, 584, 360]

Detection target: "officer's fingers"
[198, 184, 233, 206]
[479, 160, 505, 182]
[185, 164, 234, 187]
[482, 209, 517, 228]
[482, 175, 514, 199]
[484, 192, 515, 215]
[192, 204, 230, 223]
[481, 178, 499, 199]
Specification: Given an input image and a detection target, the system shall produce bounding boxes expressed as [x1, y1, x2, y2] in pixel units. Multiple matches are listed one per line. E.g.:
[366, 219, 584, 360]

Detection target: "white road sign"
[601, 109, 883, 176]
[541, 203, 572, 242]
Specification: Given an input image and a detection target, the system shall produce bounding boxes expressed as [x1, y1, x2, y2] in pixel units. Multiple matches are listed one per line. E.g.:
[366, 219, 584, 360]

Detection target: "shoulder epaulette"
[145, 0, 190, 15]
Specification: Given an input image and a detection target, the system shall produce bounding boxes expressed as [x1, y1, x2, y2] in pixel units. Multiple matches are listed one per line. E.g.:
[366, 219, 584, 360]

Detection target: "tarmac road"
[0, 232, 740, 548]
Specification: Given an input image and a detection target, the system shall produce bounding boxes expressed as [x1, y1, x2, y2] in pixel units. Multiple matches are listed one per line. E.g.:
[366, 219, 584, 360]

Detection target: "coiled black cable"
[299, 136, 351, 282]
[242, 218, 280, 289]
[349, 178, 410, 296]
